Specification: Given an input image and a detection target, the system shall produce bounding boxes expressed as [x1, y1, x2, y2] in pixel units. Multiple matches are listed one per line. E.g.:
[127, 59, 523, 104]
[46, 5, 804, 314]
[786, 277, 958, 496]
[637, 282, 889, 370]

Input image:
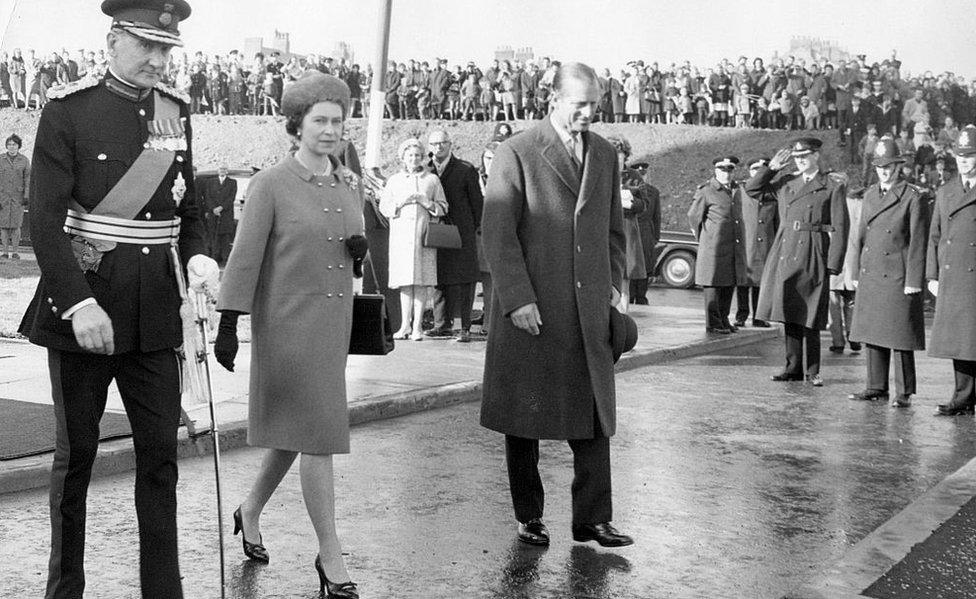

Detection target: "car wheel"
[660, 250, 695, 289]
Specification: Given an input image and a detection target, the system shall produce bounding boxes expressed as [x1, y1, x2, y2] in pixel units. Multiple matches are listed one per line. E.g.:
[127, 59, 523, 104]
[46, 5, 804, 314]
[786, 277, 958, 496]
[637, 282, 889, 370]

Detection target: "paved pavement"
[2, 337, 975, 598]
[0, 288, 779, 494]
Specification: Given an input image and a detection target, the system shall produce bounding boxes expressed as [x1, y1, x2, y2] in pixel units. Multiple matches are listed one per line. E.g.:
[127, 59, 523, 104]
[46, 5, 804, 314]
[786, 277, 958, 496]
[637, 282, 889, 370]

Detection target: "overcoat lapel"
[538, 119, 581, 197]
[949, 177, 976, 216]
[576, 132, 601, 213]
[866, 182, 905, 224]
[440, 155, 457, 181]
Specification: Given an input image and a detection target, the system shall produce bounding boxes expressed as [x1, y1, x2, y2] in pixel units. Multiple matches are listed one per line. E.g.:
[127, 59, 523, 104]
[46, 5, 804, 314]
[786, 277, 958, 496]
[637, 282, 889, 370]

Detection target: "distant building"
[242, 31, 355, 65]
[333, 41, 355, 65]
[774, 36, 851, 66]
[494, 45, 534, 64]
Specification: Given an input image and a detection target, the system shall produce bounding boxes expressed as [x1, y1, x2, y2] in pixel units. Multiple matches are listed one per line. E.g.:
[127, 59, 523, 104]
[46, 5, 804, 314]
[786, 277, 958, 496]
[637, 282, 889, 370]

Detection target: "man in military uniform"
[745, 138, 849, 387]
[848, 138, 928, 408]
[688, 156, 748, 334]
[928, 125, 976, 416]
[735, 157, 779, 328]
[19, 1, 216, 597]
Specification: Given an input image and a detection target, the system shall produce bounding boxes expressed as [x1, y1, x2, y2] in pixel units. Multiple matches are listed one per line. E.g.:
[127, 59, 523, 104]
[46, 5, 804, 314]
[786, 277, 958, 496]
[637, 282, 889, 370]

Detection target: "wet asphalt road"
[2, 335, 976, 599]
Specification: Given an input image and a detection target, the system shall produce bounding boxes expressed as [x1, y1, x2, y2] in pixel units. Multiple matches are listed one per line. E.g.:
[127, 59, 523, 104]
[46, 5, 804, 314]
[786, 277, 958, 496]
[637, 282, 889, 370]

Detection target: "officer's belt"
[792, 221, 834, 233]
[65, 209, 180, 245]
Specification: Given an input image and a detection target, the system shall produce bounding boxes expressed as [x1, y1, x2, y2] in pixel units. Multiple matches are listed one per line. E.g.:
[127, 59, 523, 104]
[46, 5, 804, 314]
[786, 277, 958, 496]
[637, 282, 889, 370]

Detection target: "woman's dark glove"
[214, 311, 240, 372]
[344, 235, 369, 278]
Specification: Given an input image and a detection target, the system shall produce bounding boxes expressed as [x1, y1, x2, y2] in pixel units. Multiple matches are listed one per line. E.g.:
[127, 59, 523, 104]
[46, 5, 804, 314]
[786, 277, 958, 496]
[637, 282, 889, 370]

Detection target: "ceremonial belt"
[65, 209, 180, 245]
[792, 221, 834, 233]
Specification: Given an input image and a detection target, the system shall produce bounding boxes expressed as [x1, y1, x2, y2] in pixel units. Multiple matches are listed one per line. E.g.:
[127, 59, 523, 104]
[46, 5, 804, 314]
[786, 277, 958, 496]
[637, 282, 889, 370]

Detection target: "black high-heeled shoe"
[314, 555, 359, 599]
[232, 506, 269, 564]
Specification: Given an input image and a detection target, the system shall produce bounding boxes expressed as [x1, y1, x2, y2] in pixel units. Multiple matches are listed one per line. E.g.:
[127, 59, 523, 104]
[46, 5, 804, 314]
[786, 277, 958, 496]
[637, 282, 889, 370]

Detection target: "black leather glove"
[345, 235, 369, 279]
[214, 310, 240, 372]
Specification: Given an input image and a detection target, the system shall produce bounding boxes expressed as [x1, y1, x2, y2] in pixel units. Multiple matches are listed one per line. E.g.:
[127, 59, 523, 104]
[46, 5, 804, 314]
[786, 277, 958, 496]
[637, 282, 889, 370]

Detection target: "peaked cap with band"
[101, 0, 191, 47]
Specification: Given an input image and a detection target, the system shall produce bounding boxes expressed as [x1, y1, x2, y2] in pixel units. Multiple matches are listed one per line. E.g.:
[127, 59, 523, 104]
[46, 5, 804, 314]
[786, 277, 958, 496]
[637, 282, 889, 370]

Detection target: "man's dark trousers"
[703, 286, 735, 330]
[735, 286, 760, 323]
[46, 348, 182, 599]
[504, 407, 612, 526]
[865, 344, 916, 395]
[432, 283, 476, 331]
[784, 322, 821, 376]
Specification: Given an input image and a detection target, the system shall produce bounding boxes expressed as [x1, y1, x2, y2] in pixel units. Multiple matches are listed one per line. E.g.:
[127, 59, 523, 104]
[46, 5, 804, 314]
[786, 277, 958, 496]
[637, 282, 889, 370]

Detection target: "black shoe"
[423, 327, 453, 338]
[807, 374, 824, 387]
[936, 402, 976, 416]
[848, 342, 862, 352]
[315, 555, 359, 598]
[727, 324, 739, 333]
[455, 329, 471, 343]
[634, 297, 649, 305]
[233, 507, 269, 564]
[890, 394, 912, 408]
[849, 389, 889, 402]
[733, 320, 746, 328]
[828, 346, 845, 354]
[771, 372, 803, 381]
[752, 319, 770, 328]
[706, 327, 732, 335]
[471, 315, 484, 326]
[572, 522, 634, 547]
[517, 518, 550, 546]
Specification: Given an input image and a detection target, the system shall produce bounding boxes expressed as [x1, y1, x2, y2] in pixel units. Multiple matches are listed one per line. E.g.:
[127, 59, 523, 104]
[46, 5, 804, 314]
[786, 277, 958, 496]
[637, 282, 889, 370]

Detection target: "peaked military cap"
[713, 156, 740, 169]
[102, 0, 191, 47]
[871, 138, 905, 167]
[955, 125, 976, 157]
[748, 156, 770, 169]
[789, 137, 823, 157]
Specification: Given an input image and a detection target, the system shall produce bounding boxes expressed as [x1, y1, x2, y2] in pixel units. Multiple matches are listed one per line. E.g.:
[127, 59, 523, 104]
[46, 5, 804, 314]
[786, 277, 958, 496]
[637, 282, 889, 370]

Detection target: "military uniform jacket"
[740, 182, 780, 287]
[849, 180, 927, 350]
[745, 166, 849, 329]
[687, 178, 748, 287]
[20, 73, 205, 354]
[927, 177, 976, 361]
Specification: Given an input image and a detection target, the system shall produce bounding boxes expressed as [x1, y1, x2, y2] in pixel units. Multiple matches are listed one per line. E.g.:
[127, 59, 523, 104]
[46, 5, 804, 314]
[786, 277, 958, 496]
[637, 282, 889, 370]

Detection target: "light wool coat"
[379, 170, 447, 288]
[218, 155, 364, 454]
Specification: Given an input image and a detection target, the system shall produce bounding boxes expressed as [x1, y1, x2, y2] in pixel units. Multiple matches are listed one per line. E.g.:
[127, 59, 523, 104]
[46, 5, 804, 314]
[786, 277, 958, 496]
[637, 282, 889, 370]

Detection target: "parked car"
[653, 229, 698, 289]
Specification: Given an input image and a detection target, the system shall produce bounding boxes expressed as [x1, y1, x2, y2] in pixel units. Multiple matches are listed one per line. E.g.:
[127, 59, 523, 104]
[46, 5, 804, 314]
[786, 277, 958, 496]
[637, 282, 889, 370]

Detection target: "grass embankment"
[0, 259, 39, 338]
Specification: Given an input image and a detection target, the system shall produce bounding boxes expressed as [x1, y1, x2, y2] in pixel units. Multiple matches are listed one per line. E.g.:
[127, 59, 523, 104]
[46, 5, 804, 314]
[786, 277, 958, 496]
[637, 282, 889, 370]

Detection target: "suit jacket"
[849, 180, 927, 350]
[202, 176, 238, 234]
[435, 155, 483, 285]
[480, 118, 626, 440]
[20, 73, 205, 353]
[746, 166, 849, 329]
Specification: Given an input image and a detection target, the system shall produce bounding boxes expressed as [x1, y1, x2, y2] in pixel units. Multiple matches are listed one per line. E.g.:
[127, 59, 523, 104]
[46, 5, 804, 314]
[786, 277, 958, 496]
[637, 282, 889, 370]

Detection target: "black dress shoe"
[517, 518, 550, 546]
[848, 341, 862, 352]
[733, 320, 746, 328]
[771, 372, 803, 381]
[572, 522, 634, 547]
[706, 327, 732, 335]
[728, 324, 739, 333]
[828, 346, 845, 354]
[936, 402, 976, 416]
[806, 373, 824, 387]
[424, 327, 453, 338]
[848, 389, 889, 402]
[890, 394, 912, 408]
[233, 507, 269, 564]
[752, 319, 770, 328]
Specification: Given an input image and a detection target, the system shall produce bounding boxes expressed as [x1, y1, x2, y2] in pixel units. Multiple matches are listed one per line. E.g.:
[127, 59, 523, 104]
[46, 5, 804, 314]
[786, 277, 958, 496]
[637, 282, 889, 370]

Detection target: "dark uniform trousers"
[703, 286, 735, 330]
[432, 283, 477, 331]
[734, 286, 760, 323]
[46, 348, 182, 599]
[784, 322, 821, 376]
[865, 344, 917, 396]
[951, 360, 976, 407]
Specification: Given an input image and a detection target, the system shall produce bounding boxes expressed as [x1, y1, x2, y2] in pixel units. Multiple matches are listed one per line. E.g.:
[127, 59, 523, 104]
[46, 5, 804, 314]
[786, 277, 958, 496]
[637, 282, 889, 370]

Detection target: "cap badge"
[159, 4, 174, 26]
[875, 143, 887, 157]
[959, 131, 972, 148]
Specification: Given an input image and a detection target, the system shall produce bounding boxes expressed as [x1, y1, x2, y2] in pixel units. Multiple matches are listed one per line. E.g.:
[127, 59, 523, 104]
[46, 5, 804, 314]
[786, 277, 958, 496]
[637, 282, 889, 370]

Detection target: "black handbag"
[423, 218, 462, 249]
[348, 258, 395, 355]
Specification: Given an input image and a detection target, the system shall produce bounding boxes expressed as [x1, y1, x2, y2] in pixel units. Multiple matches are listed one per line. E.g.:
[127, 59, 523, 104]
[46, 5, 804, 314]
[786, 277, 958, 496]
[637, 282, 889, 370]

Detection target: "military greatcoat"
[927, 177, 976, 361]
[849, 180, 928, 350]
[739, 181, 780, 286]
[745, 166, 849, 330]
[687, 178, 748, 287]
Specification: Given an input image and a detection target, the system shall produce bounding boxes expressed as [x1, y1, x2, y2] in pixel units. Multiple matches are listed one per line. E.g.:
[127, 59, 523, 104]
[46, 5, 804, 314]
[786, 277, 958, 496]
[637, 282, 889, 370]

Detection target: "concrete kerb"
[0, 326, 779, 496]
[787, 453, 976, 599]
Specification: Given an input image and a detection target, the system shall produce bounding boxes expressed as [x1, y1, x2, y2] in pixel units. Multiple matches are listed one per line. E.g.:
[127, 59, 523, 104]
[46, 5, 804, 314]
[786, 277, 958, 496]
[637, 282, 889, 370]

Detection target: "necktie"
[568, 134, 582, 175]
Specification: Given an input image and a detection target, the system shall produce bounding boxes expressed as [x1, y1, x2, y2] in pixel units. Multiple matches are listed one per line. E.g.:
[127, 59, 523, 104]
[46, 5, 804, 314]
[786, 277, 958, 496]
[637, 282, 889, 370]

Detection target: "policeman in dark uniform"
[19, 1, 216, 596]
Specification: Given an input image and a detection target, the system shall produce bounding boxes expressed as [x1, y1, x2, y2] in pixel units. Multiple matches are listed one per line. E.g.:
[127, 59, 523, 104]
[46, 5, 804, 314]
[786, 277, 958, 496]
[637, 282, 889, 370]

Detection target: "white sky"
[3, 0, 976, 77]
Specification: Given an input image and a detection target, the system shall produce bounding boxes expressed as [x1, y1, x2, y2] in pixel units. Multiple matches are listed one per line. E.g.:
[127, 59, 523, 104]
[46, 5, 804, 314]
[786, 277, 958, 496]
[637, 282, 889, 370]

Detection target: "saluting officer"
[18, 1, 216, 597]
[735, 157, 780, 328]
[688, 156, 748, 334]
[745, 137, 849, 387]
[848, 138, 928, 408]
[928, 125, 976, 416]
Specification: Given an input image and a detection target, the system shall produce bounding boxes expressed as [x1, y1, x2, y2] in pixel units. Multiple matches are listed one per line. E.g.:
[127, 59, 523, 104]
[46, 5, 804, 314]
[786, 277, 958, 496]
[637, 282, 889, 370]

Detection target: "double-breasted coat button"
[318, 182, 323, 187]
[144, 142, 151, 149]
[144, 212, 151, 219]
[141, 247, 150, 255]
[51, 307, 58, 313]
[324, 208, 330, 212]
[97, 153, 107, 160]
[327, 236, 333, 241]
[47, 297, 53, 304]
[338, 236, 344, 241]
[330, 182, 336, 188]
[327, 293, 333, 298]
[576, 281, 582, 288]
[338, 264, 344, 269]
[176, 155, 184, 163]
[576, 245, 582, 253]
[138, 109, 146, 116]
[327, 265, 333, 269]
[337, 208, 343, 213]
[338, 293, 344, 297]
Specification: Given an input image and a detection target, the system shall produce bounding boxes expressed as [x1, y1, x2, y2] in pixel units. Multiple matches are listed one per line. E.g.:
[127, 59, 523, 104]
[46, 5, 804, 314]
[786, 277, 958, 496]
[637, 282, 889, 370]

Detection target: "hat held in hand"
[610, 307, 638, 363]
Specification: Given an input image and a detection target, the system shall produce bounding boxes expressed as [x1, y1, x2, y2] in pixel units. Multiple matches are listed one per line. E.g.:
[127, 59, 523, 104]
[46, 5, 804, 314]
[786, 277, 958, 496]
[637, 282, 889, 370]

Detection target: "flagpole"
[364, 0, 392, 170]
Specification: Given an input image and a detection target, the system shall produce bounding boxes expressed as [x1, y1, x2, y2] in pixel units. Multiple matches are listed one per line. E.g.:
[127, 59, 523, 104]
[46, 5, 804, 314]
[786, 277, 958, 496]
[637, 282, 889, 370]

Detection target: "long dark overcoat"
[436, 155, 483, 286]
[688, 178, 748, 287]
[481, 119, 626, 440]
[740, 182, 780, 287]
[849, 180, 927, 350]
[745, 166, 849, 329]
[927, 177, 976, 361]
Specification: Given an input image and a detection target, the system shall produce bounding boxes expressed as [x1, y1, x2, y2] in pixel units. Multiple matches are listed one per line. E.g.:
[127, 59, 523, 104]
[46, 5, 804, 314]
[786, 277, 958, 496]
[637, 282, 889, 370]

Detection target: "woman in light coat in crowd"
[380, 138, 448, 340]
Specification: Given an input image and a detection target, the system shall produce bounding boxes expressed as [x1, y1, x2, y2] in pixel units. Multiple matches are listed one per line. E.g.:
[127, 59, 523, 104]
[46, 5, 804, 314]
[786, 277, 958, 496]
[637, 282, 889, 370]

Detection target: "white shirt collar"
[434, 155, 451, 175]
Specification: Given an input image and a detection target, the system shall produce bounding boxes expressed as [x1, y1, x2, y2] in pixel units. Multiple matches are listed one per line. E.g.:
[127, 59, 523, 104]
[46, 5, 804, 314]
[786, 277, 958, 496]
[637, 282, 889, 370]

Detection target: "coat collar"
[284, 152, 342, 183]
[865, 179, 907, 224]
[787, 170, 827, 203]
[948, 175, 976, 216]
[538, 117, 582, 197]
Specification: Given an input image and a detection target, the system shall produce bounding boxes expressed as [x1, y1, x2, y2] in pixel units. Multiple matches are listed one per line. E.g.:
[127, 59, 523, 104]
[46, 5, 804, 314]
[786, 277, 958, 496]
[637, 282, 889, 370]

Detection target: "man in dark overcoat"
[745, 137, 849, 386]
[736, 157, 779, 327]
[200, 164, 237, 264]
[18, 1, 213, 596]
[628, 158, 660, 303]
[688, 156, 749, 333]
[927, 125, 976, 415]
[848, 138, 928, 407]
[426, 129, 483, 342]
[481, 63, 632, 548]
[429, 59, 451, 119]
